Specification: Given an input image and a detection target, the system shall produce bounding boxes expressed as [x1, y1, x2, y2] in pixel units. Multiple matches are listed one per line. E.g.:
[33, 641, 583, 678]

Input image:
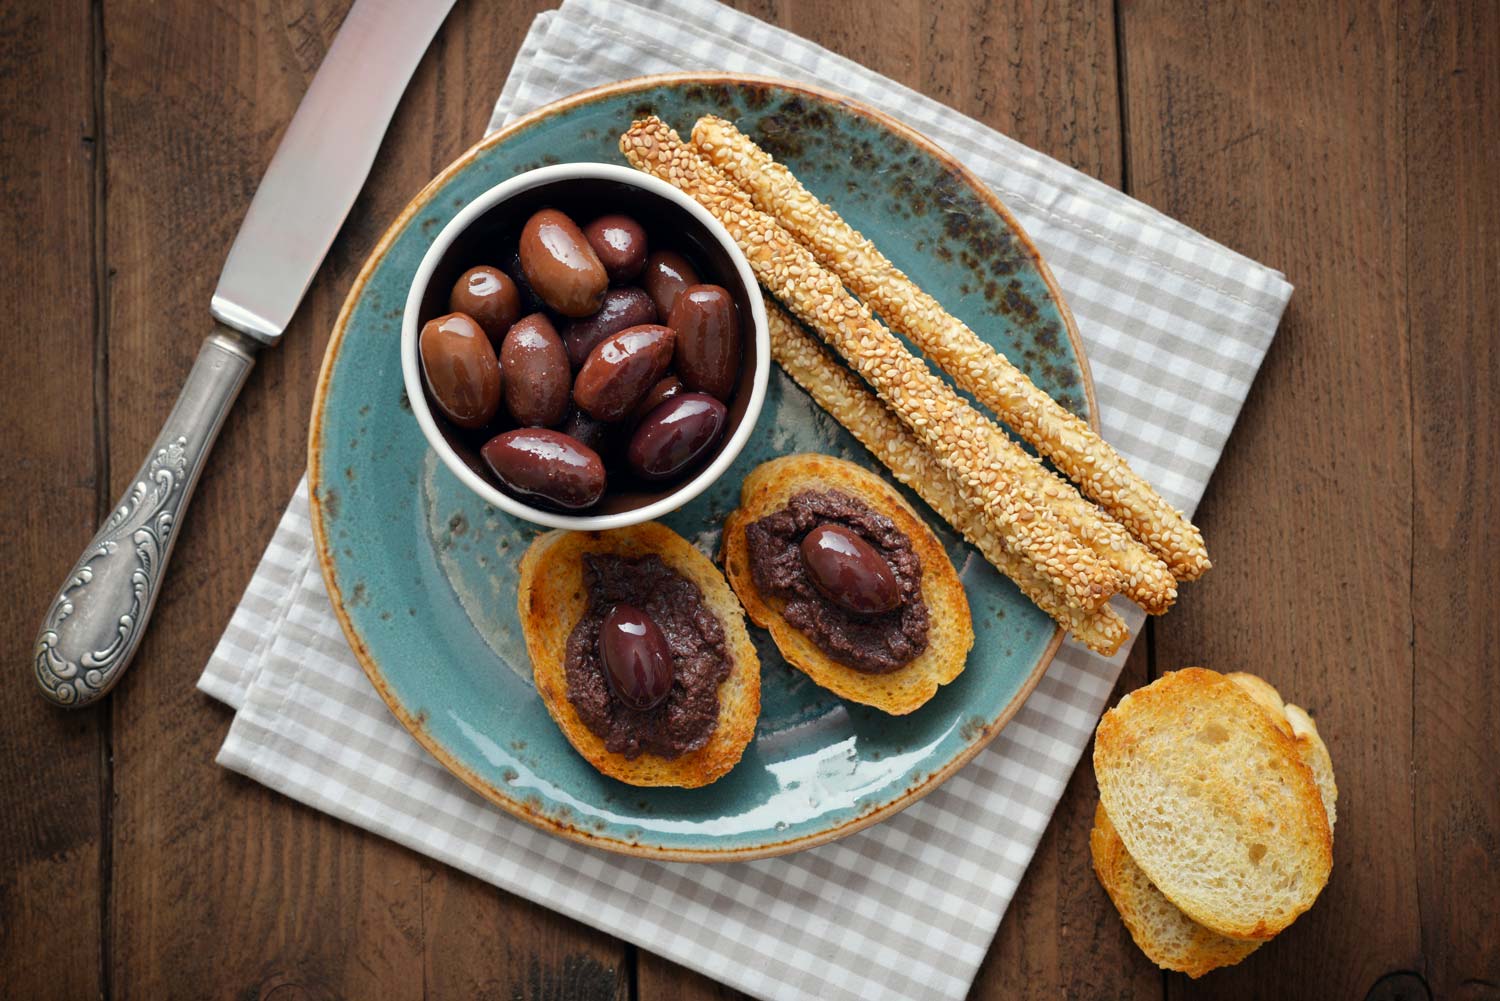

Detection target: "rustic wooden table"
[4, 1, 1496, 998]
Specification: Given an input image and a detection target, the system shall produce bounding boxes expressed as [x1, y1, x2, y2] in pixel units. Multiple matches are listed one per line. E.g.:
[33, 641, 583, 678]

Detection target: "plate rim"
[307, 71, 1101, 862]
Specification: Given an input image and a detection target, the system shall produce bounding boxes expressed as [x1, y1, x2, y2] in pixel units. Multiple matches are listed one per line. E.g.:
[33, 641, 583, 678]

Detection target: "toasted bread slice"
[1093, 668, 1332, 940]
[517, 523, 760, 788]
[1091, 803, 1262, 977]
[721, 453, 973, 715]
[1224, 672, 1293, 737]
[1092, 672, 1338, 976]
[1282, 703, 1337, 830]
[1227, 673, 1337, 829]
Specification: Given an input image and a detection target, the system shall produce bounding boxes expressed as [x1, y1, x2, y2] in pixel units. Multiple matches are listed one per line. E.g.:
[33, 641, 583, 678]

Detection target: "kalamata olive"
[599, 603, 673, 710]
[573, 324, 675, 422]
[641, 250, 700, 318]
[626, 393, 727, 482]
[559, 408, 615, 454]
[505, 249, 547, 315]
[480, 429, 606, 510]
[449, 266, 521, 345]
[668, 284, 741, 401]
[583, 214, 648, 284]
[799, 524, 902, 615]
[518, 208, 608, 317]
[500, 314, 571, 427]
[419, 312, 501, 430]
[561, 287, 658, 368]
[628, 375, 683, 425]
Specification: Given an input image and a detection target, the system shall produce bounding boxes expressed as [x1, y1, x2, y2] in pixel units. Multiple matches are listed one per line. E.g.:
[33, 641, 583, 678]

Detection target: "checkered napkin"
[198, 2, 1291, 998]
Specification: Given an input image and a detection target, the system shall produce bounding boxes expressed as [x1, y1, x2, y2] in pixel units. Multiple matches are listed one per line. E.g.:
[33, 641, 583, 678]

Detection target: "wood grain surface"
[2, 1, 1495, 999]
[1118, 2, 1417, 998]
[0, 2, 105, 998]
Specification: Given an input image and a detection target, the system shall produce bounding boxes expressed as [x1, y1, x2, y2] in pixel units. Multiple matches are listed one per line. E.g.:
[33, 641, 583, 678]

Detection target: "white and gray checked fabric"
[199, 2, 1292, 998]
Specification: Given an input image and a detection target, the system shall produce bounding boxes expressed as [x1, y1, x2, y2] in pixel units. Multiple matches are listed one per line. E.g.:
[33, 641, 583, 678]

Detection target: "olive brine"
[419, 207, 742, 511]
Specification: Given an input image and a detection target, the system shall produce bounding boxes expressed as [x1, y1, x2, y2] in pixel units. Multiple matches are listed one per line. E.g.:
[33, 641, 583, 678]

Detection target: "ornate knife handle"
[34, 329, 257, 708]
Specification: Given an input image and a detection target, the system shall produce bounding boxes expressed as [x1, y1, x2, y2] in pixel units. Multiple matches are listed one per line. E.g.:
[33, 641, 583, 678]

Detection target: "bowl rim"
[309, 72, 1099, 862]
[400, 161, 771, 530]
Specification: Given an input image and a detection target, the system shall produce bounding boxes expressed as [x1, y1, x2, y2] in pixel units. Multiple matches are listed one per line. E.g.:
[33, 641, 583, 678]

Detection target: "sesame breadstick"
[766, 299, 1130, 655]
[691, 115, 1210, 581]
[620, 117, 1119, 613]
[975, 421, 1176, 614]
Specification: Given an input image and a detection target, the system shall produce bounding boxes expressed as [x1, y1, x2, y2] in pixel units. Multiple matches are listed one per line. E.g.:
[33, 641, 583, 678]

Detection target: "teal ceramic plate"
[309, 74, 1097, 861]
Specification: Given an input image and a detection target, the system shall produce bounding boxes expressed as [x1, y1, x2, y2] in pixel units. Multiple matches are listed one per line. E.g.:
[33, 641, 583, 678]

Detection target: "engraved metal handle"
[33, 329, 257, 708]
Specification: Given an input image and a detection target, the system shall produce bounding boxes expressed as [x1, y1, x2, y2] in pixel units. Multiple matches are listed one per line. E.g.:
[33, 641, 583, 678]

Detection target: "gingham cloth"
[199, 2, 1292, 998]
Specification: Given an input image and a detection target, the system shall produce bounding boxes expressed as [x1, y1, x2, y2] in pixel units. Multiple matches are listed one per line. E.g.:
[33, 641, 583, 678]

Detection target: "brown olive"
[518, 208, 608, 317]
[480, 428, 605, 510]
[626, 393, 727, 482]
[668, 284, 741, 401]
[583, 214, 648, 284]
[505, 249, 547, 315]
[499, 314, 571, 428]
[419, 312, 501, 430]
[449, 266, 521, 345]
[799, 523, 902, 615]
[573, 324, 675, 423]
[628, 375, 683, 425]
[558, 408, 615, 455]
[641, 250, 699, 318]
[560, 287, 658, 369]
[599, 603, 673, 710]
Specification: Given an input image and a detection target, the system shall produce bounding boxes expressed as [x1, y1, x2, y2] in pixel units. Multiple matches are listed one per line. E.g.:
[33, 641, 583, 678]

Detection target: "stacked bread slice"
[1091, 668, 1337, 977]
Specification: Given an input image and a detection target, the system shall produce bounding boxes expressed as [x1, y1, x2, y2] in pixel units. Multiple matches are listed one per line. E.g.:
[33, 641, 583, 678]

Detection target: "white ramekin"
[402, 163, 769, 530]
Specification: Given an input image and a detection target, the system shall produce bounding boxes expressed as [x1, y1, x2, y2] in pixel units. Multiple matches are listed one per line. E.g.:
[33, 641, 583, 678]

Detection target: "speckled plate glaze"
[309, 74, 1098, 861]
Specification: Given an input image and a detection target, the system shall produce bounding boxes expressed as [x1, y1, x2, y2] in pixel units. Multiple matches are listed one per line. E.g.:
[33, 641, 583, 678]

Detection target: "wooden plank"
[637, 7, 932, 993]
[634, 1, 1146, 997]
[0, 1, 106, 999]
[421, 864, 629, 1000]
[911, 3, 1157, 996]
[101, 1, 424, 995]
[977, 643, 1160, 1000]
[1117, 2, 1419, 996]
[401, 1, 636, 994]
[100, 0, 622, 996]
[638, 955, 750, 1001]
[917, 0, 1125, 181]
[1404, 1, 1500, 996]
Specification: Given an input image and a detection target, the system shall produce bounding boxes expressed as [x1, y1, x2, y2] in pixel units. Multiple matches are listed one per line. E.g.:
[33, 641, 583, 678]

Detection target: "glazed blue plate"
[309, 74, 1097, 861]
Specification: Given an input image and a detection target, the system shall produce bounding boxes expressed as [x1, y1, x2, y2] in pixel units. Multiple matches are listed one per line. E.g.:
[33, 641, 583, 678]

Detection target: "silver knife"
[33, 0, 457, 707]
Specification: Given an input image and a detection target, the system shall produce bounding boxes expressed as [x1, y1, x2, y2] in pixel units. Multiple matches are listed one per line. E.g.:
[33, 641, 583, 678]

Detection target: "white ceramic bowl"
[402, 163, 769, 530]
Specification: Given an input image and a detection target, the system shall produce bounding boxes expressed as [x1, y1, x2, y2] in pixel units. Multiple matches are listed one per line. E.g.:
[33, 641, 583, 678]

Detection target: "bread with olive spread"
[518, 523, 760, 788]
[721, 453, 973, 715]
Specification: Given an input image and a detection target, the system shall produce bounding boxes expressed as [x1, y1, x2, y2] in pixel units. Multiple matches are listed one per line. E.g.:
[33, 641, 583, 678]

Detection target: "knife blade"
[33, 0, 456, 707]
[214, 0, 458, 341]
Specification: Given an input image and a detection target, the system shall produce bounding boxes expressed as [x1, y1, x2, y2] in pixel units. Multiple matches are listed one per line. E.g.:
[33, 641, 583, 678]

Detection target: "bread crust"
[518, 523, 760, 788]
[1225, 672, 1292, 737]
[1283, 703, 1338, 830]
[721, 453, 973, 715]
